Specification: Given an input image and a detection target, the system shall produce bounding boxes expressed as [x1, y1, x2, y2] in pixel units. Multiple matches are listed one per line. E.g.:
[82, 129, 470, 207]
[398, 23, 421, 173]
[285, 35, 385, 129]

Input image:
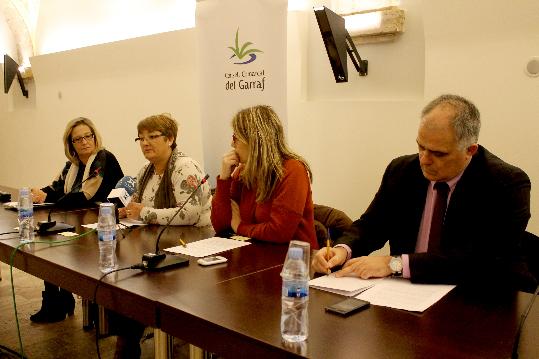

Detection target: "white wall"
[35, 0, 196, 54]
[1, 29, 202, 183]
[1, 0, 537, 235]
[0, 10, 17, 61]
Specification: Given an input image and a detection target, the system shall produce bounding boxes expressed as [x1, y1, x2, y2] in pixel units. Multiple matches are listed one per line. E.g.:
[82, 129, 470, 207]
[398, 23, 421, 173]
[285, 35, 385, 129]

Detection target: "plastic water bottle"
[281, 247, 309, 342]
[18, 187, 34, 243]
[97, 203, 117, 273]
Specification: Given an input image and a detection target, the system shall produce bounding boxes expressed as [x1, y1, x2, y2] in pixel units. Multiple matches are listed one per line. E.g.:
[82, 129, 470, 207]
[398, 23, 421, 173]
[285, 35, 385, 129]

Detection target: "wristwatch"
[389, 256, 403, 276]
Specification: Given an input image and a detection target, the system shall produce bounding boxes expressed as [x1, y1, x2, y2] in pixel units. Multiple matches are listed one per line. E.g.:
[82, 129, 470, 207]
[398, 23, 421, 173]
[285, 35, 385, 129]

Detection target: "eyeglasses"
[72, 133, 95, 144]
[135, 134, 166, 143]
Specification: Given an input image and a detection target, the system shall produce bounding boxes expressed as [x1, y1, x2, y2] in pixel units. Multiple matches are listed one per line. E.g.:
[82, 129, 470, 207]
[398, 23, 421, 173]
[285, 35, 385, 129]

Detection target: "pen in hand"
[179, 238, 187, 248]
[326, 238, 331, 274]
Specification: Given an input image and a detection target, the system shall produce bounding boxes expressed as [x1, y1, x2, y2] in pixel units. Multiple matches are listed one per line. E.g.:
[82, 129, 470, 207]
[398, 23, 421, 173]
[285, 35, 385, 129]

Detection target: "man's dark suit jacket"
[337, 145, 534, 290]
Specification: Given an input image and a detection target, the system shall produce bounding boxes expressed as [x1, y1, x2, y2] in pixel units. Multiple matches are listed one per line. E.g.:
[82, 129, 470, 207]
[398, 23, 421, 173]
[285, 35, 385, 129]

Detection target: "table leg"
[154, 328, 173, 359]
[82, 299, 91, 329]
[98, 305, 109, 336]
[189, 344, 206, 359]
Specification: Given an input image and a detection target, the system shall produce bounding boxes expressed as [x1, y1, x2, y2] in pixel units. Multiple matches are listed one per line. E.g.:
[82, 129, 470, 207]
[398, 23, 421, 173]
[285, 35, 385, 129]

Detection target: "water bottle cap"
[288, 247, 303, 259]
[19, 187, 30, 195]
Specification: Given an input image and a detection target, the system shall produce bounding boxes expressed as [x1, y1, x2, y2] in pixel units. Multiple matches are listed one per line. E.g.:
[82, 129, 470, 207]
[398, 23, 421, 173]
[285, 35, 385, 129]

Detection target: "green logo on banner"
[228, 28, 263, 64]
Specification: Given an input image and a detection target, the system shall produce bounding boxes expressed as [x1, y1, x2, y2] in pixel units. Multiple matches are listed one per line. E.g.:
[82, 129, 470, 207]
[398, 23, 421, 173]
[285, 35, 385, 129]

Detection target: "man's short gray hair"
[422, 94, 481, 148]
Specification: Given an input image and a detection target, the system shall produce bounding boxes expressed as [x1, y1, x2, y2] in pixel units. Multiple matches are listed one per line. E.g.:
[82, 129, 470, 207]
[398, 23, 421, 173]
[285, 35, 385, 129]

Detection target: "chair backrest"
[313, 204, 353, 249]
[522, 231, 539, 284]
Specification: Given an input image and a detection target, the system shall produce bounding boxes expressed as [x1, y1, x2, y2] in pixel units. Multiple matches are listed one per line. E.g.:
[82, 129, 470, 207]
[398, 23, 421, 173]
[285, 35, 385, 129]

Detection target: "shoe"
[59, 288, 75, 316]
[30, 291, 67, 323]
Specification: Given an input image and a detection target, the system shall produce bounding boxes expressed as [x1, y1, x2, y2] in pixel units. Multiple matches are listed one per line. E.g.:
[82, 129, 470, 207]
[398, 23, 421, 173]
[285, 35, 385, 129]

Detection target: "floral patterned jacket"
[134, 151, 212, 226]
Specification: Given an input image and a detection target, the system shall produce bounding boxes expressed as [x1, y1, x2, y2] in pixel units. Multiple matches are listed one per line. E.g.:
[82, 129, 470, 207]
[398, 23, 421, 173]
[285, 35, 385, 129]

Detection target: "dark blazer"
[337, 146, 534, 290]
[42, 149, 124, 208]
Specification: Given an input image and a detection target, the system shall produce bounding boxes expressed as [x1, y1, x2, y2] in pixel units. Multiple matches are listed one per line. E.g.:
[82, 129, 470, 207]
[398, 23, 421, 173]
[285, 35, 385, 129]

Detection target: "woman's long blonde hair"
[232, 105, 312, 203]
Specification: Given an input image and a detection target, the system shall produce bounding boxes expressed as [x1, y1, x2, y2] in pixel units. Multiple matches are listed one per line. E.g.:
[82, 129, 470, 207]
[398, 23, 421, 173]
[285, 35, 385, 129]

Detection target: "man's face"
[417, 105, 477, 182]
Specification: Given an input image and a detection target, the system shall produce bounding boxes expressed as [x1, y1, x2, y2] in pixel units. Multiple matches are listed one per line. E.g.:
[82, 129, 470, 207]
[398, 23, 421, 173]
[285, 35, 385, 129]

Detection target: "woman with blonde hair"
[30, 117, 123, 323]
[211, 105, 317, 248]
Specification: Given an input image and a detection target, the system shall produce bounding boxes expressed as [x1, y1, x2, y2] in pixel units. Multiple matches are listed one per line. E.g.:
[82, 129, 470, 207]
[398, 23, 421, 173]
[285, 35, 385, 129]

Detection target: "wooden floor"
[0, 262, 189, 359]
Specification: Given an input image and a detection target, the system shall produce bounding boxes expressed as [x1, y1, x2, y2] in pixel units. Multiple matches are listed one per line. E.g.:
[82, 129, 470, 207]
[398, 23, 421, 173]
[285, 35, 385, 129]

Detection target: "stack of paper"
[309, 275, 381, 296]
[164, 236, 251, 258]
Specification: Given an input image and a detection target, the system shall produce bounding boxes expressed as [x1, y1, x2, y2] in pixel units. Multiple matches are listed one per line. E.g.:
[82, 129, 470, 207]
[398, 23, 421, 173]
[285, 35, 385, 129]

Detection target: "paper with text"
[356, 278, 455, 312]
[82, 218, 146, 230]
[164, 237, 251, 258]
[309, 275, 381, 296]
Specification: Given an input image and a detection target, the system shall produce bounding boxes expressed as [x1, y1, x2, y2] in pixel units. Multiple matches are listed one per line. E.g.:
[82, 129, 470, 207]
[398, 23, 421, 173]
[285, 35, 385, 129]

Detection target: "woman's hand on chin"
[220, 149, 240, 180]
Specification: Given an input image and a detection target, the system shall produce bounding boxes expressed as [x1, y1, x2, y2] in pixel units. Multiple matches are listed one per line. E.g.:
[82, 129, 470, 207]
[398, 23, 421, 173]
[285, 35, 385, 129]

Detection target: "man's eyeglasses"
[135, 134, 166, 143]
[72, 134, 95, 144]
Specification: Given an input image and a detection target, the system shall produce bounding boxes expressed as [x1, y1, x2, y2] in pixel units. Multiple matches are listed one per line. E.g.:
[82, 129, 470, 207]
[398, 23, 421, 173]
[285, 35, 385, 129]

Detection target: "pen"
[179, 238, 187, 248]
[326, 238, 331, 274]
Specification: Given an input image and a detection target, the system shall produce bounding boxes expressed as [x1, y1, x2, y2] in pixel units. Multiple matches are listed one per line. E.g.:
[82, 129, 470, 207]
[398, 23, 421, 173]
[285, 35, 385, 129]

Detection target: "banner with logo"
[196, 0, 288, 184]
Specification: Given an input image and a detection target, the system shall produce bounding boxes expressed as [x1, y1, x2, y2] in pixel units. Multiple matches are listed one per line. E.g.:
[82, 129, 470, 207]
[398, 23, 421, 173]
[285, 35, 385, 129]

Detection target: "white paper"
[82, 218, 146, 230]
[356, 278, 455, 312]
[309, 275, 381, 296]
[4, 201, 54, 209]
[164, 236, 251, 258]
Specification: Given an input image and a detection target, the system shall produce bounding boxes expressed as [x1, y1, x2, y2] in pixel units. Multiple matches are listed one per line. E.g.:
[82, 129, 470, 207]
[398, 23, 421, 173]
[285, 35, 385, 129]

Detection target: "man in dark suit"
[313, 94, 535, 290]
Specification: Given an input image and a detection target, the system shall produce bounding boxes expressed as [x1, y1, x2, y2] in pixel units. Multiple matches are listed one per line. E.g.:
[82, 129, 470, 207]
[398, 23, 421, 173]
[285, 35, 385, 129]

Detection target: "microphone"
[140, 174, 209, 270]
[37, 167, 101, 234]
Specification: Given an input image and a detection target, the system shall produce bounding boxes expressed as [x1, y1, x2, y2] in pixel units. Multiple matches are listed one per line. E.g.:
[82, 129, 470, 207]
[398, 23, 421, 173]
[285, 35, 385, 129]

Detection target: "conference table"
[0, 185, 537, 359]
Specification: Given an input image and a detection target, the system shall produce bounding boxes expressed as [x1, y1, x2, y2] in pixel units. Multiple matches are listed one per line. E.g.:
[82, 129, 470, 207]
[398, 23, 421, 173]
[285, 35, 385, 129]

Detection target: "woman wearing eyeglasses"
[114, 113, 211, 359]
[211, 105, 318, 249]
[31, 117, 123, 208]
[29, 117, 124, 323]
[121, 113, 211, 226]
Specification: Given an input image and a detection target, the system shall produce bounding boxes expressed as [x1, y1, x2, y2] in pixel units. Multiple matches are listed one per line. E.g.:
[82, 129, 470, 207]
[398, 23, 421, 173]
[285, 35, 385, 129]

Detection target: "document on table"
[82, 218, 146, 230]
[309, 274, 381, 296]
[4, 201, 54, 210]
[164, 236, 251, 258]
[356, 278, 455, 312]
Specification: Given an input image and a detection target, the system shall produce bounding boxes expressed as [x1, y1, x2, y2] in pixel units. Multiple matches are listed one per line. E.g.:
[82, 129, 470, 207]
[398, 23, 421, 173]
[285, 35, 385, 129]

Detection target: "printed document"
[82, 218, 146, 230]
[356, 278, 455, 312]
[164, 236, 251, 258]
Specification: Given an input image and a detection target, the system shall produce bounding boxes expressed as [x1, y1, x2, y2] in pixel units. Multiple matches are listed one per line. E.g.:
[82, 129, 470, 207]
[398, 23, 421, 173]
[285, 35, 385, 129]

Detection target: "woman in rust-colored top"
[211, 105, 317, 249]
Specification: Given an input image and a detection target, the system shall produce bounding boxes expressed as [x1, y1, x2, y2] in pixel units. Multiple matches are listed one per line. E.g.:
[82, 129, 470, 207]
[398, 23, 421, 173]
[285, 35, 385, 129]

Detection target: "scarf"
[63, 151, 103, 199]
[137, 148, 183, 209]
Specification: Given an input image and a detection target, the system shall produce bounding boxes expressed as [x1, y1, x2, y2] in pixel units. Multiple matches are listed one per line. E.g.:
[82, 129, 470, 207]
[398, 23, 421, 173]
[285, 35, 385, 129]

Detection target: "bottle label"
[283, 283, 308, 298]
[19, 208, 33, 218]
[98, 232, 116, 242]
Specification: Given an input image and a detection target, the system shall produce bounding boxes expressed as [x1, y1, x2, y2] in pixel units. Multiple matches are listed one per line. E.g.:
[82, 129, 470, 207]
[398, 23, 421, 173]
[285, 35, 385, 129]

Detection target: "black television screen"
[3, 54, 28, 97]
[314, 6, 368, 83]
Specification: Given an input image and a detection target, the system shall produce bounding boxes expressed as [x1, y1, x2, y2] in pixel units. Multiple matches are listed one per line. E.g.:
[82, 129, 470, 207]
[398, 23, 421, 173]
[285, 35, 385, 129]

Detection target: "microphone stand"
[141, 174, 209, 270]
[37, 168, 101, 234]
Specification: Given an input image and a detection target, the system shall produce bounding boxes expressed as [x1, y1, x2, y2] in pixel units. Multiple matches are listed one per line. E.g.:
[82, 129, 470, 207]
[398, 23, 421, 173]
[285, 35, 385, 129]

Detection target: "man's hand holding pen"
[312, 245, 348, 275]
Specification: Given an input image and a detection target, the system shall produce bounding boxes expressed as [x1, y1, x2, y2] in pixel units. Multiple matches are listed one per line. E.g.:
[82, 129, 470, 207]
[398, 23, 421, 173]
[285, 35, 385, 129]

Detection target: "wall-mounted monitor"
[314, 6, 368, 83]
[3, 54, 28, 98]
